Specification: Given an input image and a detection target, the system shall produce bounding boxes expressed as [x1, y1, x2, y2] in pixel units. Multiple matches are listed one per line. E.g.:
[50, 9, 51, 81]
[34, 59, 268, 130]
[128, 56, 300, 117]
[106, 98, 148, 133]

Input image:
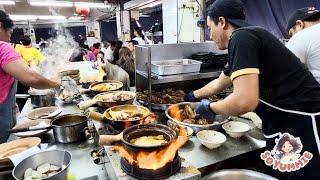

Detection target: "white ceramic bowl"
[197, 130, 227, 149]
[222, 121, 251, 138]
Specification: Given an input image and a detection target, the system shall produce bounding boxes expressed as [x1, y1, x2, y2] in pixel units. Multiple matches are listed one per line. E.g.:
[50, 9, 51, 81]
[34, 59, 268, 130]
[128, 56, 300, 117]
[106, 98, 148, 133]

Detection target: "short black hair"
[20, 36, 32, 46]
[109, 40, 116, 47]
[93, 42, 101, 49]
[134, 27, 145, 40]
[97, 51, 104, 57]
[0, 10, 14, 31]
[128, 40, 138, 45]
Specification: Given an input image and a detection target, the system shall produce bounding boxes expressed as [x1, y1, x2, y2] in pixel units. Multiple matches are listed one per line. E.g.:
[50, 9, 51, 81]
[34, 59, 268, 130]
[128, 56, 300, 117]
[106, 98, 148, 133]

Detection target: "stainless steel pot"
[16, 89, 56, 107]
[202, 169, 278, 180]
[12, 150, 71, 180]
[51, 114, 88, 143]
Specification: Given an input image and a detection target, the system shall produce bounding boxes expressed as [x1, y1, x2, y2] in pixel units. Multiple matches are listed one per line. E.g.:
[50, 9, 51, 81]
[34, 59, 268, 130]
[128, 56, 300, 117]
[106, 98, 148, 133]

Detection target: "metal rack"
[135, 42, 227, 110]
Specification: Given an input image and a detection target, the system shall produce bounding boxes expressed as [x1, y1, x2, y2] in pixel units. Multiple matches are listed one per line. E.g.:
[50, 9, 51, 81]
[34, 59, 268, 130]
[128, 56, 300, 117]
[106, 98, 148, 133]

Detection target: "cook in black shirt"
[184, 0, 320, 179]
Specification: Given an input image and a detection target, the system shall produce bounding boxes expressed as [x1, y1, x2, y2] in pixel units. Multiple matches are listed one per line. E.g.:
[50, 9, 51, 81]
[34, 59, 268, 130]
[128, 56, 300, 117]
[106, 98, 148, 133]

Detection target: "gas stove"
[105, 146, 201, 180]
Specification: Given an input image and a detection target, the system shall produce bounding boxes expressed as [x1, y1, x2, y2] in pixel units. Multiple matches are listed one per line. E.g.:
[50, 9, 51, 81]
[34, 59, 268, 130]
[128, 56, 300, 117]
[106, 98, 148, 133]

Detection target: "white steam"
[39, 24, 79, 78]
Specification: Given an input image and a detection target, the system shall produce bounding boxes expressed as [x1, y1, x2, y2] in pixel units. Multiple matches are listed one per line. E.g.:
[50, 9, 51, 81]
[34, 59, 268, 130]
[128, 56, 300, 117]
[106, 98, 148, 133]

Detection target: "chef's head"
[207, 0, 249, 50]
[287, 7, 320, 37]
[0, 10, 14, 42]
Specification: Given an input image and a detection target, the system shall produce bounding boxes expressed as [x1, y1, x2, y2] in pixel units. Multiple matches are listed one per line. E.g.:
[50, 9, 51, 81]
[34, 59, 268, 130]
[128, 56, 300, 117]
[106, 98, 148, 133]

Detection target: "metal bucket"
[202, 169, 278, 180]
[12, 150, 72, 180]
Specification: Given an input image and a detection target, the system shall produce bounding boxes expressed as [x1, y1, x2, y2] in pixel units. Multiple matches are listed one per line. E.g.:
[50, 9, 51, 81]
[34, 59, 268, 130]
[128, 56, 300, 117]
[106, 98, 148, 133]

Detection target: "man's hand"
[196, 99, 217, 120]
[184, 91, 199, 102]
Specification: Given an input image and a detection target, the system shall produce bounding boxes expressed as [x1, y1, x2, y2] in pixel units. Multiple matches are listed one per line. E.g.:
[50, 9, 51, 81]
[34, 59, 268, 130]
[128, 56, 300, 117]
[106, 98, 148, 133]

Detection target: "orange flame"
[113, 135, 188, 170]
[169, 105, 183, 121]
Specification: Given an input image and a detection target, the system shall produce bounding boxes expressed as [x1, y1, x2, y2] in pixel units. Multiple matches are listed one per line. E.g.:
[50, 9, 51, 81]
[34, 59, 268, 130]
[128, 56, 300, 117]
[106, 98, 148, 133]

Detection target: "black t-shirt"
[224, 26, 320, 112]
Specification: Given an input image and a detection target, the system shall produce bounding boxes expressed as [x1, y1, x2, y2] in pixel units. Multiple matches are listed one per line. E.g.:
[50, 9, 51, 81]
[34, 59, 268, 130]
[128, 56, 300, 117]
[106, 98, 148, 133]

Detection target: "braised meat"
[137, 89, 186, 104]
[177, 105, 210, 125]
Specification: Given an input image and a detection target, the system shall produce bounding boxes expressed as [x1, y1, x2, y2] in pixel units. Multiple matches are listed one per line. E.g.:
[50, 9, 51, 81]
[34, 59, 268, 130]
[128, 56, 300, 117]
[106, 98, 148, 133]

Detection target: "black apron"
[256, 100, 320, 180]
[0, 80, 18, 143]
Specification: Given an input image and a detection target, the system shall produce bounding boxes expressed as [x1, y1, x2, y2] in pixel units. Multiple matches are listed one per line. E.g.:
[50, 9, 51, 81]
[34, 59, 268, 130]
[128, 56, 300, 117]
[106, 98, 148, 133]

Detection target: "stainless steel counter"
[7, 99, 109, 180]
[9, 98, 266, 180]
[179, 117, 266, 170]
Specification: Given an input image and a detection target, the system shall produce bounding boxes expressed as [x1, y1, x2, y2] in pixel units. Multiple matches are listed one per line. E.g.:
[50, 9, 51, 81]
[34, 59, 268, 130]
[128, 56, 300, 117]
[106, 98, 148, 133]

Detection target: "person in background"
[17, 36, 46, 110]
[133, 27, 146, 45]
[116, 47, 135, 87]
[83, 45, 96, 62]
[20, 35, 46, 69]
[127, 40, 138, 58]
[105, 40, 116, 63]
[111, 41, 123, 64]
[100, 41, 109, 56]
[11, 41, 32, 67]
[286, 7, 320, 83]
[97, 51, 105, 63]
[0, 10, 60, 142]
[91, 42, 101, 56]
[94, 51, 106, 82]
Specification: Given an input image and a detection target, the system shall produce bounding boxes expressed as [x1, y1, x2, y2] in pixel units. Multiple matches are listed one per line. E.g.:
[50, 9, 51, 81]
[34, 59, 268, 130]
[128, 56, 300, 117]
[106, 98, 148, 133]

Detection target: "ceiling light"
[29, 1, 73, 7]
[138, 1, 162, 10]
[74, 2, 111, 9]
[9, 15, 37, 21]
[146, 1, 162, 8]
[68, 16, 82, 20]
[9, 15, 66, 21]
[37, 16, 66, 20]
[0, 0, 15, 5]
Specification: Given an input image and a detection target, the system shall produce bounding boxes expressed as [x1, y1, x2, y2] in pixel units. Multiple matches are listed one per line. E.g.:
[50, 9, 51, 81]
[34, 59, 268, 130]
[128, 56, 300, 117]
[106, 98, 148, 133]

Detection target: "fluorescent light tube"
[9, 15, 37, 21]
[37, 16, 66, 20]
[68, 16, 82, 20]
[74, 2, 111, 8]
[0, 0, 15, 5]
[29, 1, 73, 7]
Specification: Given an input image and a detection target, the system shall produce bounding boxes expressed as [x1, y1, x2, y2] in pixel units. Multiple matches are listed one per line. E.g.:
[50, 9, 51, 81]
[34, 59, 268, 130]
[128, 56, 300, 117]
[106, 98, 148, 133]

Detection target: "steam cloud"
[39, 6, 79, 78]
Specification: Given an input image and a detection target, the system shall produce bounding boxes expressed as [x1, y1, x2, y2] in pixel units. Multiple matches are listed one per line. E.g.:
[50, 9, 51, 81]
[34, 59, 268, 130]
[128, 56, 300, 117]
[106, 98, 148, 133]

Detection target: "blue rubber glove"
[185, 91, 199, 102]
[196, 99, 217, 120]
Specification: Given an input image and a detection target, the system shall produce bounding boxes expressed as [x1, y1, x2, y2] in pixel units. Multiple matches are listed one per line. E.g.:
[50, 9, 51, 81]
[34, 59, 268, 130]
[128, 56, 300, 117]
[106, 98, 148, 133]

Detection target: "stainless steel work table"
[7, 99, 109, 180]
[8, 99, 266, 180]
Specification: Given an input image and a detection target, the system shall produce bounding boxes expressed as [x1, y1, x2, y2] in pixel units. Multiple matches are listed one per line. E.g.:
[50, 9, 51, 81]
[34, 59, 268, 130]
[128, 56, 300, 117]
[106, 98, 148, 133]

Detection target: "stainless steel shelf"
[137, 68, 223, 84]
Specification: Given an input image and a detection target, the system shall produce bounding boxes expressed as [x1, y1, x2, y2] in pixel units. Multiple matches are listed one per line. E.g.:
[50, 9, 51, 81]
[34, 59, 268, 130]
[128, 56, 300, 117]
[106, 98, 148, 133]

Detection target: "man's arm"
[194, 72, 232, 99]
[210, 74, 259, 116]
[3, 59, 60, 89]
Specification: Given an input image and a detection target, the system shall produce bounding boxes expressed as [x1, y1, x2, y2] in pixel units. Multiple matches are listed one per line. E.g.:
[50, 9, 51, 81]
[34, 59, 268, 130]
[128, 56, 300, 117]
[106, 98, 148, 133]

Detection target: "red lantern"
[75, 7, 90, 17]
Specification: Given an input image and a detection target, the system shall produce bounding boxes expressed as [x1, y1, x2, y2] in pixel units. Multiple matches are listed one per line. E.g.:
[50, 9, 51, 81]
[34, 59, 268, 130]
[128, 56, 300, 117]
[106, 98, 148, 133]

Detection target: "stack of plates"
[59, 69, 80, 84]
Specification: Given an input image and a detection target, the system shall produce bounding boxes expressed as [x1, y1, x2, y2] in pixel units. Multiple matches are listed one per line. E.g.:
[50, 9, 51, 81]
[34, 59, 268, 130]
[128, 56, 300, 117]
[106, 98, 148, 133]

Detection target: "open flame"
[113, 127, 188, 170]
[169, 104, 184, 121]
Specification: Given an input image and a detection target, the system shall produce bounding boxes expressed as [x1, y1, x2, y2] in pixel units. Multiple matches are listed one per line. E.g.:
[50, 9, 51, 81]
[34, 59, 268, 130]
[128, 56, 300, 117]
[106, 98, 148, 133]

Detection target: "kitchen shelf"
[136, 67, 223, 84]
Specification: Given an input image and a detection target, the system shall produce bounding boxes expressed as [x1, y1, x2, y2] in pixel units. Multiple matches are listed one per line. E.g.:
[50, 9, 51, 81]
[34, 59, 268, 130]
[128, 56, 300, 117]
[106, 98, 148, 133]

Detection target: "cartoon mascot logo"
[260, 133, 313, 172]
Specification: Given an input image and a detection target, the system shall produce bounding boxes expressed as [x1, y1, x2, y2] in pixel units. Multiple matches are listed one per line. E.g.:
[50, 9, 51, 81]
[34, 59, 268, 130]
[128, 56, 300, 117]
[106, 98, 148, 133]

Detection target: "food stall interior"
[135, 42, 227, 111]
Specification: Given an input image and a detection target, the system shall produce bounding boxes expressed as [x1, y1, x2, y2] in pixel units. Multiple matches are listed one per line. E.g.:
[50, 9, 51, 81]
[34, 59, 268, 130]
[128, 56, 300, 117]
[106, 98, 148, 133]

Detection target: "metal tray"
[136, 99, 170, 111]
[151, 59, 202, 76]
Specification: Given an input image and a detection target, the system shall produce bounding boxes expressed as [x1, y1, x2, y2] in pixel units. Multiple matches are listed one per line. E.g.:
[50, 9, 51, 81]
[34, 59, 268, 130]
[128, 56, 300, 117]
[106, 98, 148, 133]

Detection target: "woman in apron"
[0, 10, 60, 143]
[186, 0, 320, 179]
